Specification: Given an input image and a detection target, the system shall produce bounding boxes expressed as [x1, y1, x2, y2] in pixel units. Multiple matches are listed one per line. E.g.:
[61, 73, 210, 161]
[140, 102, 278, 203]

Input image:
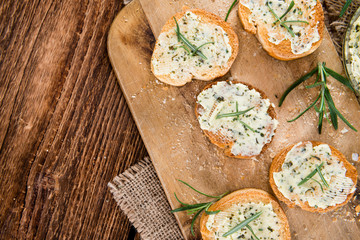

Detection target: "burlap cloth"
[108, 1, 360, 239]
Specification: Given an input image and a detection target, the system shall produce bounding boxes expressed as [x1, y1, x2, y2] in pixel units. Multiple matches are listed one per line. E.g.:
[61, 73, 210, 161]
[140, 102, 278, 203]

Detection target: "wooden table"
[0, 1, 145, 239]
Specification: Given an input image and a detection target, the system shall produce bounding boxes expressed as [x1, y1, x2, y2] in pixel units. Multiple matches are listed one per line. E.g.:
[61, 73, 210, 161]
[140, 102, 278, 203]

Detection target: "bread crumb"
[354, 205, 360, 215]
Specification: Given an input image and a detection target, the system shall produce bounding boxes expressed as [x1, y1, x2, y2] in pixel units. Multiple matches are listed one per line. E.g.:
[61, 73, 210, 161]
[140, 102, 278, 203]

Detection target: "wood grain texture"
[0, 0, 145, 239]
[108, 0, 360, 239]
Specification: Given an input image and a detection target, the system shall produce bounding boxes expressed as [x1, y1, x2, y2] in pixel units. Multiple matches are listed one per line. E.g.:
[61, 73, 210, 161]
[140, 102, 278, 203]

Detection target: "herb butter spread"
[240, 0, 320, 54]
[348, 16, 360, 91]
[273, 142, 355, 209]
[206, 202, 281, 239]
[197, 81, 278, 156]
[152, 11, 232, 82]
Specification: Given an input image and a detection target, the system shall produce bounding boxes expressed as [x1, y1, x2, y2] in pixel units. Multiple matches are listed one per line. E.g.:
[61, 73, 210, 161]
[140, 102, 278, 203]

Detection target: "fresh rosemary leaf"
[310, 178, 324, 193]
[279, 67, 317, 107]
[239, 119, 256, 132]
[246, 225, 260, 240]
[287, 94, 320, 122]
[173, 17, 207, 59]
[225, 0, 238, 22]
[318, 88, 325, 134]
[280, 23, 295, 37]
[178, 179, 224, 198]
[324, 66, 355, 91]
[339, 0, 352, 17]
[275, 0, 295, 23]
[298, 162, 325, 186]
[174, 192, 190, 206]
[191, 208, 204, 236]
[306, 82, 323, 89]
[216, 107, 254, 119]
[234, 101, 255, 132]
[179, 45, 191, 54]
[191, 42, 214, 56]
[316, 164, 329, 188]
[282, 20, 309, 25]
[324, 92, 357, 131]
[323, 88, 338, 129]
[223, 211, 263, 237]
[205, 203, 220, 215]
[171, 203, 208, 213]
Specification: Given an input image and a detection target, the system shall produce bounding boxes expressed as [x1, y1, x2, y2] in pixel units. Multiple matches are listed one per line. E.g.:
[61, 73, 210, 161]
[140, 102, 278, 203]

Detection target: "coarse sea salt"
[352, 153, 359, 162]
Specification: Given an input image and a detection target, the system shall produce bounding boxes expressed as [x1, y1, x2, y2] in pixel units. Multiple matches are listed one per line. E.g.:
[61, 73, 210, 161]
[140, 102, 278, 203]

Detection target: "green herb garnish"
[225, 0, 238, 22]
[216, 104, 254, 119]
[266, 0, 309, 37]
[216, 102, 255, 131]
[279, 62, 357, 134]
[297, 162, 329, 192]
[339, 0, 352, 18]
[223, 211, 263, 237]
[171, 180, 229, 236]
[173, 17, 213, 60]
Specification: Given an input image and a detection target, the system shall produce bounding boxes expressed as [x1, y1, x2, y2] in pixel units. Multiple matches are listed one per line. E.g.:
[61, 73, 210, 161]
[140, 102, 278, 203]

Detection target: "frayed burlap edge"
[108, 157, 184, 240]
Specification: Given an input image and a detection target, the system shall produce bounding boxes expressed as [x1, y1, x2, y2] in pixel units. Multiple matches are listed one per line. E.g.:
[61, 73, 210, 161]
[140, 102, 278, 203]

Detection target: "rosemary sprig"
[298, 162, 329, 192]
[171, 180, 229, 236]
[298, 162, 325, 186]
[316, 164, 329, 188]
[216, 106, 254, 119]
[266, 0, 309, 37]
[225, 0, 238, 22]
[216, 102, 256, 131]
[173, 17, 213, 60]
[279, 62, 357, 134]
[339, 0, 352, 18]
[223, 211, 263, 237]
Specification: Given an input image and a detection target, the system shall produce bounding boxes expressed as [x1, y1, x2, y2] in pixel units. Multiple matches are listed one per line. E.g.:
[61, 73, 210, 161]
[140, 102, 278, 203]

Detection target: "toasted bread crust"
[195, 80, 277, 158]
[238, 1, 324, 61]
[151, 8, 239, 86]
[200, 189, 291, 240]
[269, 141, 358, 213]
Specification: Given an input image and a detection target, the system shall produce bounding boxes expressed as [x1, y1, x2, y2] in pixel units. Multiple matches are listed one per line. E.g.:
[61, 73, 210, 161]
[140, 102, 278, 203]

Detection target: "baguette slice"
[200, 188, 291, 240]
[151, 8, 238, 86]
[195, 80, 277, 158]
[238, 0, 324, 60]
[270, 141, 358, 213]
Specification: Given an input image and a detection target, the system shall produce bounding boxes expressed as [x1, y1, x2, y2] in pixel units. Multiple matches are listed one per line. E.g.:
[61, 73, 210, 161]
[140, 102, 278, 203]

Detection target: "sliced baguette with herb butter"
[270, 141, 358, 212]
[195, 80, 278, 158]
[200, 188, 291, 240]
[151, 8, 239, 86]
[238, 0, 324, 60]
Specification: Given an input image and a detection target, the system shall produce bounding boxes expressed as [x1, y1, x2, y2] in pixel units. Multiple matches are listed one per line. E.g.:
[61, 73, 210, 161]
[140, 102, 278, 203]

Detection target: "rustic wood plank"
[109, 0, 360, 239]
[0, 0, 146, 239]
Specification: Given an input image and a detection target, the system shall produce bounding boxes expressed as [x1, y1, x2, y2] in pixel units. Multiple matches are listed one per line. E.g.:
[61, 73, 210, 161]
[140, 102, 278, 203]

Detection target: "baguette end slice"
[238, 1, 324, 61]
[151, 9, 239, 86]
[200, 188, 291, 240]
[269, 141, 358, 213]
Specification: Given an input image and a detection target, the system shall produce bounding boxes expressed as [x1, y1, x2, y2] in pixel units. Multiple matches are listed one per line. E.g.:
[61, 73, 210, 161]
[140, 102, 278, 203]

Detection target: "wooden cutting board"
[108, 0, 360, 239]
